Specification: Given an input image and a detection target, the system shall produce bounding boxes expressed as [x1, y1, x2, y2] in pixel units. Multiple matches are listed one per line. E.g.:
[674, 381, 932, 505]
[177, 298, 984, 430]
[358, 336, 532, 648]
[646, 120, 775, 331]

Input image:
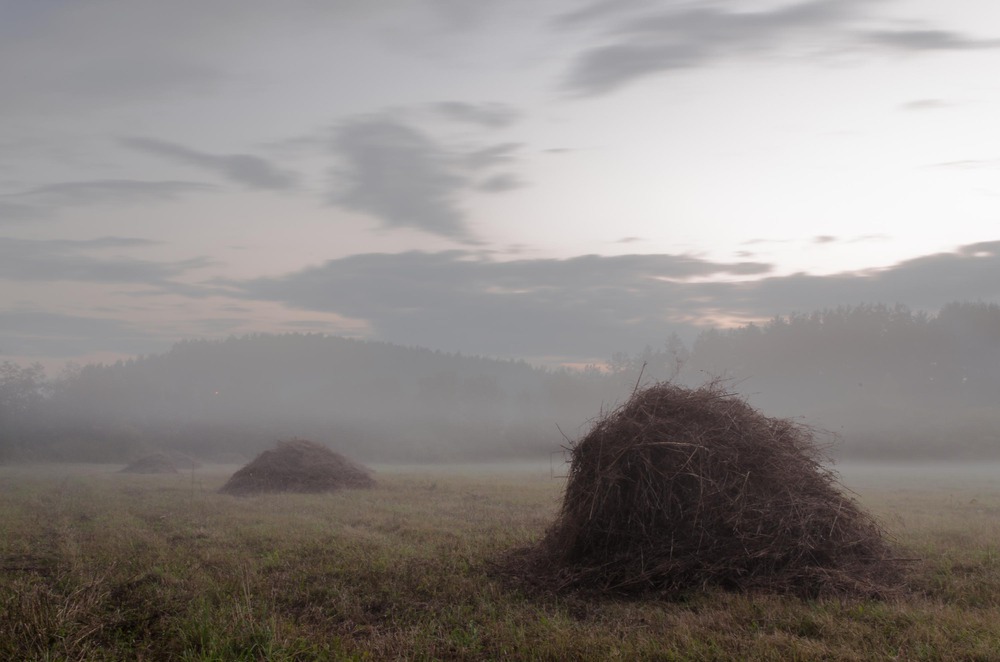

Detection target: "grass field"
[1, 462, 999, 661]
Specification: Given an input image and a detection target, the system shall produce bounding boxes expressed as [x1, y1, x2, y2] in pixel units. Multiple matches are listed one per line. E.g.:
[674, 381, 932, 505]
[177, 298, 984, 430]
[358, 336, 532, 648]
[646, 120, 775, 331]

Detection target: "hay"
[119, 453, 179, 474]
[516, 381, 901, 598]
[163, 451, 201, 470]
[219, 438, 374, 495]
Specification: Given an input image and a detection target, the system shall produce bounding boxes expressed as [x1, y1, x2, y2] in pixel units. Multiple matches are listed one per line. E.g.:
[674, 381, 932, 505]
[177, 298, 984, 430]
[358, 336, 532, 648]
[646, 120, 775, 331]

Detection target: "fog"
[1, 301, 999, 467]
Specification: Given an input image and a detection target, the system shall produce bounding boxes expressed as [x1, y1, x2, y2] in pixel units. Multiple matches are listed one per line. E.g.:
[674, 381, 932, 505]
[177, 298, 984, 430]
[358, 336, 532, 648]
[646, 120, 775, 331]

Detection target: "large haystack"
[520, 382, 901, 598]
[219, 438, 374, 495]
[119, 453, 179, 474]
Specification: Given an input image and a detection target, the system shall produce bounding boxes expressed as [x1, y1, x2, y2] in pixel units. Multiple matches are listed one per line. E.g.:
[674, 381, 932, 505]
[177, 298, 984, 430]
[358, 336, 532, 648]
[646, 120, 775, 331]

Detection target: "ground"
[1, 461, 999, 660]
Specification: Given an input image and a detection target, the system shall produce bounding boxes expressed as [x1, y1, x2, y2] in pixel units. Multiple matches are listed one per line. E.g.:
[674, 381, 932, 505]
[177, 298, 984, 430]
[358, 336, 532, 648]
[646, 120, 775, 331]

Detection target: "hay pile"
[163, 451, 201, 470]
[219, 438, 374, 495]
[519, 382, 901, 598]
[119, 453, 179, 474]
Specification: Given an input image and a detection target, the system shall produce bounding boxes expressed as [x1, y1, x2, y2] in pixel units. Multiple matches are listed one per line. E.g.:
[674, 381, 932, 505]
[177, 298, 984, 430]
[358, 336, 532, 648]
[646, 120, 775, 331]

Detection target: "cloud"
[5, 240, 997, 363]
[231, 250, 772, 357]
[0, 179, 214, 221]
[552, 0, 652, 29]
[558, 0, 857, 95]
[0, 3, 228, 116]
[329, 116, 526, 242]
[863, 30, 1000, 51]
[0, 3, 479, 117]
[331, 117, 470, 240]
[42, 237, 161, 249]
[689, 241, 1000, 321]
[899, 98, 951, 111]
[228, 241, 1000, 359]
[477, 173, 524, 192]
[423, 0, 499, 29]
[431, 101, 520, 128]
[463, 143, 521, 169]
[121, 137, 298, 190]
[0, 3, 390, 117]
[0, 237, 212, 285]
[557, 0, 1000, 96]
[0, 310, 166, 358]
[6, 179, 213, 211]
[0, 200, 47, 223]
[930, 159, 1000, 170]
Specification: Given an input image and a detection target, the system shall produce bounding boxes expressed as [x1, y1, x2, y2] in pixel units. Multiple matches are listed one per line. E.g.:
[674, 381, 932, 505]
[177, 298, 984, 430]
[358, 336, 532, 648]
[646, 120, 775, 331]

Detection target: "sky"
[2, 0, 1000, 370]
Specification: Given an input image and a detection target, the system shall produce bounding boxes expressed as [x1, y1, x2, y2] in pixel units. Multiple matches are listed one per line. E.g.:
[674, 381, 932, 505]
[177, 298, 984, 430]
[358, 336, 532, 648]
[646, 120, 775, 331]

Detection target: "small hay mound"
[120, 453, 179, 474]
[518, 382, 901, 598]
[219, 439, 374, 495]
[163, 451, 202, 470]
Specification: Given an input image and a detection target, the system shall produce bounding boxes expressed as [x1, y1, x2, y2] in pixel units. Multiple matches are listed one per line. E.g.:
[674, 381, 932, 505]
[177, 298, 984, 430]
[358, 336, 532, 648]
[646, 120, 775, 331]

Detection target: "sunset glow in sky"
[3, 0, 1000, 368]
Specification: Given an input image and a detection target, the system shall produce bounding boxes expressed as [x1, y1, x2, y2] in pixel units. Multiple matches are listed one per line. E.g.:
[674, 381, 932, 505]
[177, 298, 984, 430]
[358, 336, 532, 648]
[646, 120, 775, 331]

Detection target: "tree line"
[2, 301, 999, 463]
[611, 302, 1000, 459]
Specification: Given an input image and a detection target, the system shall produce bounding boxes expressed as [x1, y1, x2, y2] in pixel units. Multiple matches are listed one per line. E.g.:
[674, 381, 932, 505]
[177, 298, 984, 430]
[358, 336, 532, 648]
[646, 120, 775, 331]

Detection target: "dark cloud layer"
[121, 137, 298, 190]
[6, 241, 999, 363]
[0, 237, 211, 285]
[229, 242, 1000, 359]
[674, 241, 1000, 325]
[557, 0, 1000, 96]
[234, 250, 770, 356]
[2, 179, 214, 220]
[0, 310, 165, 358]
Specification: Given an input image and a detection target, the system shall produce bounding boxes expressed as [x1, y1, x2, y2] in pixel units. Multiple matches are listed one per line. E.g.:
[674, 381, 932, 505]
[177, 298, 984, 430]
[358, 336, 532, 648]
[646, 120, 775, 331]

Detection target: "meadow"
[1, 462, 999, 661]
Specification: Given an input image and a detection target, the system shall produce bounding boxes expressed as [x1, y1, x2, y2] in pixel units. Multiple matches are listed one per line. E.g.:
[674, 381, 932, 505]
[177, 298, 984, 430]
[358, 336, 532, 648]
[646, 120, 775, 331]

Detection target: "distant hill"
[22, 334, 617, 463]
[5, 301, 1000, 464]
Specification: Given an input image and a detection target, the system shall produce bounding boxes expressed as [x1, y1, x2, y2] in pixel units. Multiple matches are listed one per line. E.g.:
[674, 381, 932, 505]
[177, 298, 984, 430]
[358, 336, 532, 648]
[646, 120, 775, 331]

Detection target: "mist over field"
[4, 1, 1000, 472]
[2, 300, 998, 466]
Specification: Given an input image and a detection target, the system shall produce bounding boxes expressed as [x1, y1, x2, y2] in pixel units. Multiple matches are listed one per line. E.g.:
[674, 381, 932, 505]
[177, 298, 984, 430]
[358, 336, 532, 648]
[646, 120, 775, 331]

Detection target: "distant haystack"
[119, 453, 179, 474]
[515, 381, 901, 598]
[219, 439, 374, 495]
[163, 451, 201, 470]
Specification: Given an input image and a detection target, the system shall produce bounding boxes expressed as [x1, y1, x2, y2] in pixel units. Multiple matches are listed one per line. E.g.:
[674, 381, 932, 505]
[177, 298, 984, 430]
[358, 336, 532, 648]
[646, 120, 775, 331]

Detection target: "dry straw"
[515, 381, 902, 598]
[220, 438, 375, 495]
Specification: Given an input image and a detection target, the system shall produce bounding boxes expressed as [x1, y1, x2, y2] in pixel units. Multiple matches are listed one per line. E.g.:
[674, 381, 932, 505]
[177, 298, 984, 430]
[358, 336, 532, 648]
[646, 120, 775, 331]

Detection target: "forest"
[2, 301, 999, 464]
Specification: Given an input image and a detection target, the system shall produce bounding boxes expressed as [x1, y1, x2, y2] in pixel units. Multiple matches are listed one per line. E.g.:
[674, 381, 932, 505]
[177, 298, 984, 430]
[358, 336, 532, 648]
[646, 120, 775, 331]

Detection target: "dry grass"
[0, 462, 999, 660]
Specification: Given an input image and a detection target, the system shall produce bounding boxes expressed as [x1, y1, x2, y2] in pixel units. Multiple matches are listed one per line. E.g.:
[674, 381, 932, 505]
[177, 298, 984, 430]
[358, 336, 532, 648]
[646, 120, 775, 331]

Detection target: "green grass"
[1, 463, 999, 660]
